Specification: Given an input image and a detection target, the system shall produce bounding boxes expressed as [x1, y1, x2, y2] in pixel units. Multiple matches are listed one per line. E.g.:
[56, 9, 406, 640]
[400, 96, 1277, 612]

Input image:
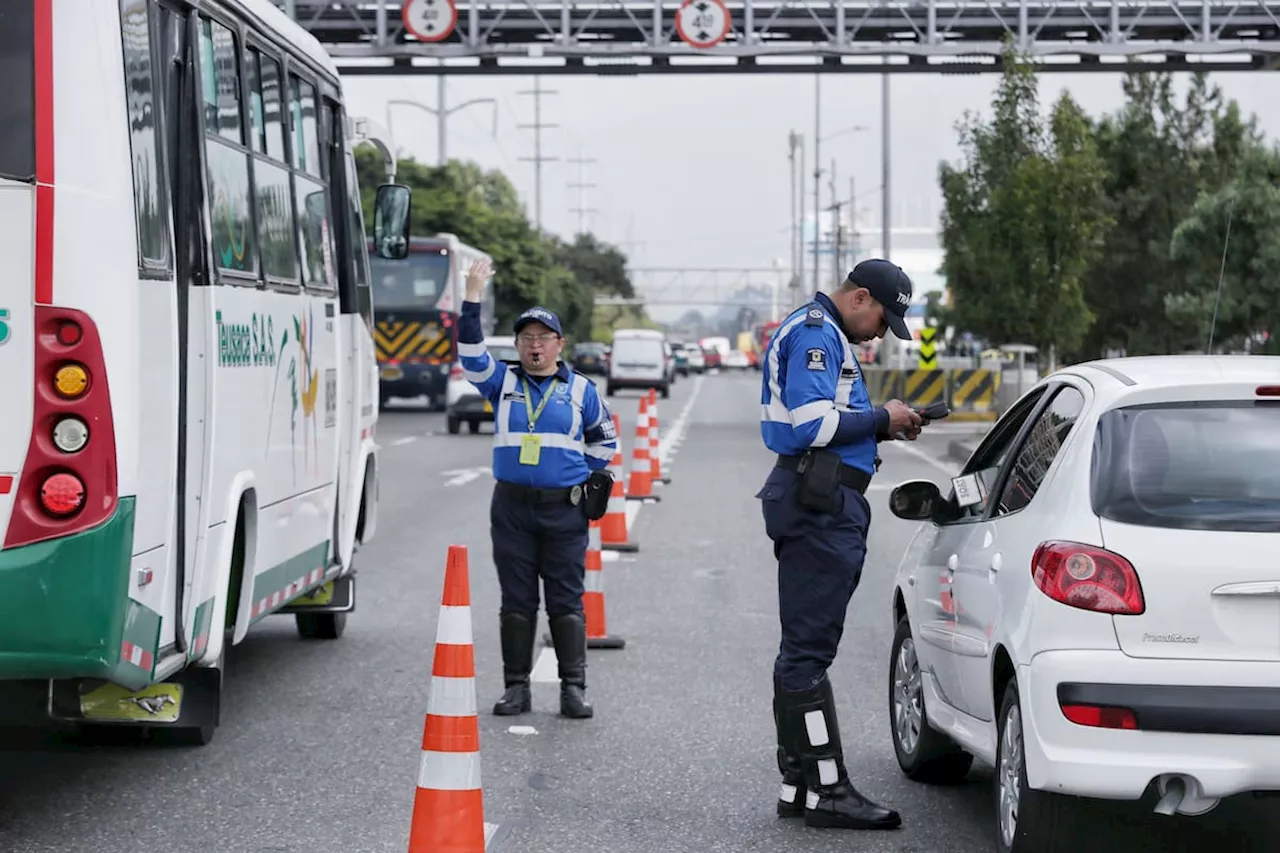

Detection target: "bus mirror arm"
[373, 184, 412, 261]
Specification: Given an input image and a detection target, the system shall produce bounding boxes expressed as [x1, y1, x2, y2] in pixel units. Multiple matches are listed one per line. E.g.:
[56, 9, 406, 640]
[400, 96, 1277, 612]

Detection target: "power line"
[517, 75, 558, 233]
[568, 153, 596, 235]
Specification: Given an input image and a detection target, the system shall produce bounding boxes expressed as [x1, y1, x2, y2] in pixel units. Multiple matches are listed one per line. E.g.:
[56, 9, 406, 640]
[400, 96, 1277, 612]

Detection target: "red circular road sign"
[675, 0, 730, 49]
[402, 0, 458, 43]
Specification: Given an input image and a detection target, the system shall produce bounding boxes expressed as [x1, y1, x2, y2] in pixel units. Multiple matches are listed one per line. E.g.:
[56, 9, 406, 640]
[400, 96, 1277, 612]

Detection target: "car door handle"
[946, 554, 958, 572]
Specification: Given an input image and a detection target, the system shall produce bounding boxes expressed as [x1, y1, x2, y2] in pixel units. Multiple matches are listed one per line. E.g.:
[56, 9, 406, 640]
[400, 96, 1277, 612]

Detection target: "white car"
[722, 349, 750, 370]
[884, 355, 1280, 853]
[445, 335, 518, 434]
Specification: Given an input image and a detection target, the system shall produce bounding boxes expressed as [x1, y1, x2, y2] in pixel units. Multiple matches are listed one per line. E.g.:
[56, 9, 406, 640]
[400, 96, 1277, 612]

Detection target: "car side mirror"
[888, 479, 946, 522]
[373, 183, 412, 260]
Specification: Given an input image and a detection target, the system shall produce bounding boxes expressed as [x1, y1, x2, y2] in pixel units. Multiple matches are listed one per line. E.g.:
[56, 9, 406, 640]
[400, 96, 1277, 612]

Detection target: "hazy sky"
[340, 67, 1280, 298]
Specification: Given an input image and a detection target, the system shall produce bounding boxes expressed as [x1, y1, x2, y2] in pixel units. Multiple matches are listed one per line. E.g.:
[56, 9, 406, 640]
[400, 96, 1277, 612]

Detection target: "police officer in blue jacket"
[757, 259, 922, 830]
[457, 259, 618, 720]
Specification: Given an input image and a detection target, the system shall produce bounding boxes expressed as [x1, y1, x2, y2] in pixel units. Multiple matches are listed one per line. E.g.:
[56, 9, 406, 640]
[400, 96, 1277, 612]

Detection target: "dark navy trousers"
[490, 484, 589, 618]
[756, 466, 872, 692]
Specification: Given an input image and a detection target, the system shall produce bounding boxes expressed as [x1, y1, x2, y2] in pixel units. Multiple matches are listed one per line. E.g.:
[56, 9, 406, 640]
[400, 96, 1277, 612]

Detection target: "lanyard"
[521, 376, 559, 432]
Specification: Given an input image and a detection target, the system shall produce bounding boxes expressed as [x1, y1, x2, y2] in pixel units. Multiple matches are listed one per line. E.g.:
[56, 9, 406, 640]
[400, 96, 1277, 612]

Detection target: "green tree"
[938, 47, 1110, 357]
[353, 147, 612, 341]
[1080, 71, 1264, 358]
[1166, 147, 1280, 354]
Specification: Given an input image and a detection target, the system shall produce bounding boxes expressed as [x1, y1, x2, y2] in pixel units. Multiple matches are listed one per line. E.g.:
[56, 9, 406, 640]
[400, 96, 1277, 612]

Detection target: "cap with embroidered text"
[513, 306, 563, 337]
[847, 259, 913, 341]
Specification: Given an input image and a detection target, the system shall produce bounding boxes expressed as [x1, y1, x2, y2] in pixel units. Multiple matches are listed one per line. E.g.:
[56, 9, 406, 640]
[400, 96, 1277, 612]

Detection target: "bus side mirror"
[373, 184, 412, 260]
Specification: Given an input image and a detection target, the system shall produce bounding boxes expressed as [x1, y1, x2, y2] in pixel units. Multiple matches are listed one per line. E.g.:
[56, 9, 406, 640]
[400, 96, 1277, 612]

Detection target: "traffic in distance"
[1, 1, 1278, 852]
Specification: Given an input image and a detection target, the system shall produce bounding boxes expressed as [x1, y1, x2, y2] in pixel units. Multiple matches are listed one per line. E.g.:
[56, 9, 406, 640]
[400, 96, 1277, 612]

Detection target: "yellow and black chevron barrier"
[861, 367, 1001, 423]
[918, 327, 938, 370]
[903, 369, 947, 408]
[947, 368, 1000, 421]
[374, 319, 452, 364]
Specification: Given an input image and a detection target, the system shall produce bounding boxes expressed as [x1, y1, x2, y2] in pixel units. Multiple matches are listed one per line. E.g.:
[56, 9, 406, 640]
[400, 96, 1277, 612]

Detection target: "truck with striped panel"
[369, 234, 495, 410]
[0, 0, 412, 745]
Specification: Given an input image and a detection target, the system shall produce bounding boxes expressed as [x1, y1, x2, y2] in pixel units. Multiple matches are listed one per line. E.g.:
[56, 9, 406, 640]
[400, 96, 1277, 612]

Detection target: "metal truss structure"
[602, 267, 794, 313]
[274, 0, 1280, 76]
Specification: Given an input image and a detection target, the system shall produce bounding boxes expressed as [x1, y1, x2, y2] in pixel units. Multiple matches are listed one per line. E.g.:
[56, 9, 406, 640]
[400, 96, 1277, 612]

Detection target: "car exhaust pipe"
[1153, 774, 1220, 817]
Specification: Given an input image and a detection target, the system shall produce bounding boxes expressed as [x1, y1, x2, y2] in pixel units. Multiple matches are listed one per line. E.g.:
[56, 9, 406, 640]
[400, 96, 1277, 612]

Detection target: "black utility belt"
[496, 480, 584, 506]
[775, 452, 871, 496]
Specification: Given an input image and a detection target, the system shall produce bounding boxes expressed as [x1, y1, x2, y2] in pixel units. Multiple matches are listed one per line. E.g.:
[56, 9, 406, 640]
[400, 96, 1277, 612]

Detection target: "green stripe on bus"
[122, 599, 161, 657]
[250, 541, 330, 614]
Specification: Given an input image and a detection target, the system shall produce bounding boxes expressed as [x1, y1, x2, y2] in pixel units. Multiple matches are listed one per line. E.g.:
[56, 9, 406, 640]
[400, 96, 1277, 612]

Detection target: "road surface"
[1, 370, 1276, 852]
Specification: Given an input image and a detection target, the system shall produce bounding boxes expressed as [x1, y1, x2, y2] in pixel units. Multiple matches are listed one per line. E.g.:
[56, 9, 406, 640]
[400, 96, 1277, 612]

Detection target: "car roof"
[1060, 355, 1280, 390]
[486, 335, 516, 346]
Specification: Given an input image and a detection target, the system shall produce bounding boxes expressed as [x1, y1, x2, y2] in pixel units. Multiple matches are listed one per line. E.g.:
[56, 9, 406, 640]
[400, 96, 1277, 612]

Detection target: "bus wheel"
[296, 612, 347, 640]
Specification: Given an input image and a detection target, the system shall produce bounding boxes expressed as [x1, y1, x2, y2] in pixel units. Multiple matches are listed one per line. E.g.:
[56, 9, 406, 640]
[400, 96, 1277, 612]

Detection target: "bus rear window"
[1091, 402, 1280, 533]
[0, 2, 35, 183]
[370, 251, 451, 310]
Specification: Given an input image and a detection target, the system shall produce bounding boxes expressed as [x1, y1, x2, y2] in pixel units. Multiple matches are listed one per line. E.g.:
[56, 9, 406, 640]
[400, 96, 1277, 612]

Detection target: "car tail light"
[450, 362, 464, 381]
[4, 306, 117, 550]
[1031, 541, 1145, 615]
[1257, 385, 1280, 397]
[1060, 703, 1138, 730]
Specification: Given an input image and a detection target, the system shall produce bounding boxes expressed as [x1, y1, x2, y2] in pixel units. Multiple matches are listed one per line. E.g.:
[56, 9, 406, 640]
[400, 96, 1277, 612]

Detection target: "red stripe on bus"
[33, 0, 55, 304]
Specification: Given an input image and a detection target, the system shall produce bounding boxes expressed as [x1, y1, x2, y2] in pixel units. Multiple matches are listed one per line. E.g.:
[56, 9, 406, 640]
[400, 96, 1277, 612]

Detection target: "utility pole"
[812, 73, 822, 293]
[567, 154, 598, 236]
[386, 81, 497, 166]
[518, 75, 558, 232]
[826, 160, 842, 290]
[787, 131, 800, 288]
[881, 70, 891, 259]
[848, 175, 858, 268]
[797, 133, 805, 300]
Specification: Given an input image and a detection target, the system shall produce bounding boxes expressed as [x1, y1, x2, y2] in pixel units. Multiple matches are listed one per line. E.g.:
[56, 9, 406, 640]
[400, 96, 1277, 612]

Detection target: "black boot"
[773, 675, 806, 818]
[777, 675, 902, 830]
[548, 612, 593, 719]
[493, 612, 535, 716]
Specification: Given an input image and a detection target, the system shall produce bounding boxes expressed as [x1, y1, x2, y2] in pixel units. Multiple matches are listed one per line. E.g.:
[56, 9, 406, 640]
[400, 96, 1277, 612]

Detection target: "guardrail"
[862, 368, 1001, 422]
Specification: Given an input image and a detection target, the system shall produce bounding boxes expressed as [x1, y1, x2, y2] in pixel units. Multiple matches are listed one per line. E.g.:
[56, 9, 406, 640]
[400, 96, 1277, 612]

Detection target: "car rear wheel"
[995, 679, 1069, 853]
[447, 414, 461, 435]
[660, 383, 670, 399]
[468, 420, 480, 434]
[889, 615, 974, 784]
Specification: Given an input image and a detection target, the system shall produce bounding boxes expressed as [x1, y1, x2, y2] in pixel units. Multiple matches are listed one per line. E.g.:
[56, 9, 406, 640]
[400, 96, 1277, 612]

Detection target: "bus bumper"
[0, 497, 150, 691]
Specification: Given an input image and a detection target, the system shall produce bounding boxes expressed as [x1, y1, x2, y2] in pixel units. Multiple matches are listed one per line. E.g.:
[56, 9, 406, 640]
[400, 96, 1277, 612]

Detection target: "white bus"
[0, 0, 414, 745]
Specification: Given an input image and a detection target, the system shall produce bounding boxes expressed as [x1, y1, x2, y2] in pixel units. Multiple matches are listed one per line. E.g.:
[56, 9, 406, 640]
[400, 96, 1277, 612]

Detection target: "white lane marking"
[442, 467, 492, 487]
[391, 436, 418, 447]
[658, 374, 703, 465]
[507, 725, 538, 736]
[531, 647, 559, 683]
[882, 440, 956, 475]
[484, 822, 499, 847]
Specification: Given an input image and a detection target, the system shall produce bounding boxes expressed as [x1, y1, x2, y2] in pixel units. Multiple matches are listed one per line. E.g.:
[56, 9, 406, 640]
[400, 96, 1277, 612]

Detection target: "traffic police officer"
[757, 259, 922, 830]
[457, 258, 618, 720]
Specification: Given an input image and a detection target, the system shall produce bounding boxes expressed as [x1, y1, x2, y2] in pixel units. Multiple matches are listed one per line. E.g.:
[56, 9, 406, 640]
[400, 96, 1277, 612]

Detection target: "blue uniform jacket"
[457, 300, 617, 488]
[759, 292, 890, 476]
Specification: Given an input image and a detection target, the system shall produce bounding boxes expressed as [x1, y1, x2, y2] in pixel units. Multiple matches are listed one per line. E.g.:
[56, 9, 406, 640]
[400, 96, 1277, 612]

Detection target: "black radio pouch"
[583, 469, 613, 521]
[795, 450, 843, 514]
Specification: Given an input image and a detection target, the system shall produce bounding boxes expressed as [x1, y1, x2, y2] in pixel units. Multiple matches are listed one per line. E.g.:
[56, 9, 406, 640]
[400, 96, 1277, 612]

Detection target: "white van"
[607, 329, 670, 398]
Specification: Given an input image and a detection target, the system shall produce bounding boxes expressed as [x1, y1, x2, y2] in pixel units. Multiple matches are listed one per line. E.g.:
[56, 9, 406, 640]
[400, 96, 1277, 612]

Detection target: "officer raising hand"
[757, 259, 921, 832]
[456, 259, 618, 720]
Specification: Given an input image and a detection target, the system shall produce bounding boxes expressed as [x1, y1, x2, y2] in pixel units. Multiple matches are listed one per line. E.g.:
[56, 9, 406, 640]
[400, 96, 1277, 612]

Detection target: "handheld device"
[915, 401, 951, 422]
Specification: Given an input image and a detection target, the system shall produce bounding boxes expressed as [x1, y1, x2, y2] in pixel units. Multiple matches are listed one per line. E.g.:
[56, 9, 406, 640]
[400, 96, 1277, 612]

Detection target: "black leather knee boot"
[774, 674, 806, 817]
[777, 675, 902, 830]
[493, 612, 535, 716]
[548, 612, 593, 719]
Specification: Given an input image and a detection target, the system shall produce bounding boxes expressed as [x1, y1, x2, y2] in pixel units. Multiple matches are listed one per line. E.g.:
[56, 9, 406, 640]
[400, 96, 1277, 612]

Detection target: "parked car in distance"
[572, 341, 607, 375]
[884, 355, 1280, 853]
[445, 335, 519, 434]
[607, 328, 670, 398]
[685, 346, 706, 374]
[670, 342, 691, 377]
[723, 349, 751, 371]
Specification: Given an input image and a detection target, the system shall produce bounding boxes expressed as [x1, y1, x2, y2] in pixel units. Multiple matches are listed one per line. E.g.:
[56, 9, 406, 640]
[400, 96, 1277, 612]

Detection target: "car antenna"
[1205, 191, 1237, 355]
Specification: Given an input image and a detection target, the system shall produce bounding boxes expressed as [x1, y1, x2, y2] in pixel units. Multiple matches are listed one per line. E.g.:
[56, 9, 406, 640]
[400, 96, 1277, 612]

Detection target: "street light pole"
[386, 80, 498, 167]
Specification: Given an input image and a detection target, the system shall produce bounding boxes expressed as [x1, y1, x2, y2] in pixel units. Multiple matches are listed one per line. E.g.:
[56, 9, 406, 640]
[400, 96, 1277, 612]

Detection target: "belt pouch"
[795, 450, 842, 514]
[583, 470, 613, 521]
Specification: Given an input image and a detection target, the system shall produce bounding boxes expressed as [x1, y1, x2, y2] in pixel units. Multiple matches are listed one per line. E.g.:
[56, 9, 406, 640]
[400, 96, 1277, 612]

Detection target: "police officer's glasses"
[518, 333, 559, 345]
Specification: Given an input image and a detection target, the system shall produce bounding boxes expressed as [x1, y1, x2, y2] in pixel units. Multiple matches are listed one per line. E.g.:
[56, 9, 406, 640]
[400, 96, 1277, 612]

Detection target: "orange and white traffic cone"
[408, 545, 485, 853]
[583, 517, 625, 649]
[627, 397, 657, 502]
[647, 388, 670, 485]
[600, 413, 638, 553]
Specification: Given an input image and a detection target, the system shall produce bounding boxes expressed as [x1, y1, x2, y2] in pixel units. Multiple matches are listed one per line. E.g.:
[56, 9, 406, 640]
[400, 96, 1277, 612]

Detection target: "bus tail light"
[4, 306, 118, 550]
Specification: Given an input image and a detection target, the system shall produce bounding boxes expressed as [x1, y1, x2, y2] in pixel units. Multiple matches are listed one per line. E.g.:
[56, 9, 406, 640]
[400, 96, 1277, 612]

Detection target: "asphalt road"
[1, 369, 1277, 853]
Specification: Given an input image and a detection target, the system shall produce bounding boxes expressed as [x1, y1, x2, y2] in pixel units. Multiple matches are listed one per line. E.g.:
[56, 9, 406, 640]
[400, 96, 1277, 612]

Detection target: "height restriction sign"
[402, 0, 457, 42]
[675, 0, 730, 48]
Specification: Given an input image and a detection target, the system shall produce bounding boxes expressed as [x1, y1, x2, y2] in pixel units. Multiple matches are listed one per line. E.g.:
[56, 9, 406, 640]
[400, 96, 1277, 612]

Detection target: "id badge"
[519, 434, 542, 466]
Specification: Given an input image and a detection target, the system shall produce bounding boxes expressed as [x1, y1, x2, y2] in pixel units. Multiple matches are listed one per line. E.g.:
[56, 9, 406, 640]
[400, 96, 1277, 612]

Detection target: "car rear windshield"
[1091, 402, 1280, 533]
[612, 339, 662, 364]
[0, 2, 35, 183]
[369, 251, 450, 310]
